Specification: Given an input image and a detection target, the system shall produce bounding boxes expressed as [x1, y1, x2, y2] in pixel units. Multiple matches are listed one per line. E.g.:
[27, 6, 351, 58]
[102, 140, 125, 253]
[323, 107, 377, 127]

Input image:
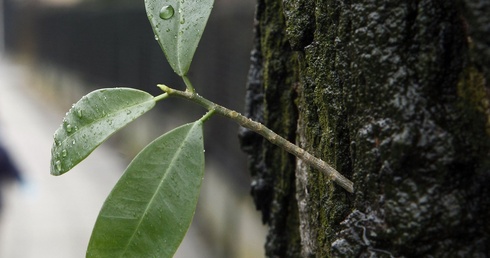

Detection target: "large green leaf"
[87, 121, 204, 258]
[145, 0, 214, 76]
[50, 88, 155, 176]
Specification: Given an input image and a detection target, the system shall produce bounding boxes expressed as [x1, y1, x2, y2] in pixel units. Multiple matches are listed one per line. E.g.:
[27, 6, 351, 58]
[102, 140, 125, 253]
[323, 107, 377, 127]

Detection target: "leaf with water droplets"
[145, 0, 214, 76]
[87, 121, 205, 257]
[50, 88, 155, 176]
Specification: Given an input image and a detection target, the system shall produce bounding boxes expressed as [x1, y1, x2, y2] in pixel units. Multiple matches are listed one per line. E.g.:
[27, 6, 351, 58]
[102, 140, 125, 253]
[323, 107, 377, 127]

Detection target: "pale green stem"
[200, 110, 216, 123]
[153, 93, 170, 102]
[182, 76, 195, 93]
[158, 84, 354, 193]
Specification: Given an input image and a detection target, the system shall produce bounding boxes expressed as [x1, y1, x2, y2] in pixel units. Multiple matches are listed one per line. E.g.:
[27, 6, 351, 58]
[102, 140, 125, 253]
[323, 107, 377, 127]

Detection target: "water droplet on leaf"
[53, 134, 61, 146]
[159, 5, 174, 20]
[55, 160, 61, 172]
[62, 149, 67, 157]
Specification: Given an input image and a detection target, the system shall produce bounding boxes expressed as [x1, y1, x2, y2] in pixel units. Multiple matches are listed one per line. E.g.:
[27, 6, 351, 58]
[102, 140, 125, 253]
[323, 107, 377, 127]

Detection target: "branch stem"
[158, 84, 354, 193]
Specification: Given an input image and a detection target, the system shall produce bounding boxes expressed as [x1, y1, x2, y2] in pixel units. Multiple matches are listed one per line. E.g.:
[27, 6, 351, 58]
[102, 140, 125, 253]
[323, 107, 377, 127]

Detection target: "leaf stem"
[200, 110, 216, 123]
[154, 93, 170, 102]
[182, 76, 195, 93]
[157, 84, 354, 193]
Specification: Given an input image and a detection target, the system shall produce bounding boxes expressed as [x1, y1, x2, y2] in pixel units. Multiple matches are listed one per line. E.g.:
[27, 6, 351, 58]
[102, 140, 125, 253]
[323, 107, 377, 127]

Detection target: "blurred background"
[0, 0, 265, 257]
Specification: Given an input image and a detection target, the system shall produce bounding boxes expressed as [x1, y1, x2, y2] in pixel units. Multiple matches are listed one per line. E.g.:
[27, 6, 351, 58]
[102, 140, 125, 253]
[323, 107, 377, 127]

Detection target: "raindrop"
[72, 140, 76, 145]
[62, 149, 67, 157]
[53, 134, 61, 146]
[159, 5, 174, 20]
[55, 160, 61, 172]
[126, 110, 132, 115]
[154, 35, 159, 41]
[77, 109, 82, 118]
[66, 124, 73, 133]
[180, 18, 185, 24]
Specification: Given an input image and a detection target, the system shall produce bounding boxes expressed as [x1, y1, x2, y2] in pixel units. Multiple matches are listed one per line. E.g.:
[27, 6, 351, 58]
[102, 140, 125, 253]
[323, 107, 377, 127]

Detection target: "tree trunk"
[239, 0, 490, 257]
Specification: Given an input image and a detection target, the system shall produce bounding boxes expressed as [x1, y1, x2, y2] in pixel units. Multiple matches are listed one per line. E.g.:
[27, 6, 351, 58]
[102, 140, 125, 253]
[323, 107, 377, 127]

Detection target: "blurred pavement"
[0, 57, 210, 257]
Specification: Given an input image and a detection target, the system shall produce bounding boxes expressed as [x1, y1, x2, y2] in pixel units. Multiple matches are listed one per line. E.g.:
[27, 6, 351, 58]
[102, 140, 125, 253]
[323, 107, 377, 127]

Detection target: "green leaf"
[87, 121, 205, 258]
[50, 88, 155, 176]
[145, 0, 214, 76]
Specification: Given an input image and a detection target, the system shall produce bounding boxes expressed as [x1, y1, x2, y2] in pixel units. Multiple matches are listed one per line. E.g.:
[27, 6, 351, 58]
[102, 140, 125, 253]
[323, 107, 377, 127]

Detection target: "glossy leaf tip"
[145, 0, 214, 76]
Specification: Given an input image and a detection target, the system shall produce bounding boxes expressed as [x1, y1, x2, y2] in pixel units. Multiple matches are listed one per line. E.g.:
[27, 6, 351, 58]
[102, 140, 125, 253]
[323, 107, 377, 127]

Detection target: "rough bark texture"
[240, 0, 490, 257]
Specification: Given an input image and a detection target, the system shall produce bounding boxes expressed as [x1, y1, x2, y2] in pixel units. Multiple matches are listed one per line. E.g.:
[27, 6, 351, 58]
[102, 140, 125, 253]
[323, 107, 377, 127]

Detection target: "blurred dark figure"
[0, 140, 22, 210]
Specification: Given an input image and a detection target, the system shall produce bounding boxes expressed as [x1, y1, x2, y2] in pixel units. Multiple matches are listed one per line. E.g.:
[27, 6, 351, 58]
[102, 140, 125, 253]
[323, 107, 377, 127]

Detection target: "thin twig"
[157, 84, 354, 193]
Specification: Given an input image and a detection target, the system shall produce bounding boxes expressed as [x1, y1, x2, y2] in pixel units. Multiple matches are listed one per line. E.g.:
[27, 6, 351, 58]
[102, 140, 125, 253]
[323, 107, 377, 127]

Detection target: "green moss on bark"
[242, 0, 490, 257]
[457, 66, 490, 134]
[240, 0, 302, 257]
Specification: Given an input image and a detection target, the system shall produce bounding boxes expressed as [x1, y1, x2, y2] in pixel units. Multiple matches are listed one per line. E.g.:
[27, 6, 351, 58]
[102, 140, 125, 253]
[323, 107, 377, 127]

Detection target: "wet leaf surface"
[50, 88, 155, 175]
[87, 121, 205, 258]
[145, 0, 214, 76]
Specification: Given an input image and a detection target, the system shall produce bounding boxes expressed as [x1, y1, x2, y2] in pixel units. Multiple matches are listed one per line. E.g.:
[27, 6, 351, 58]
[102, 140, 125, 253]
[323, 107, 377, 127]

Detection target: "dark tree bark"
[239, 0, 490, 257]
